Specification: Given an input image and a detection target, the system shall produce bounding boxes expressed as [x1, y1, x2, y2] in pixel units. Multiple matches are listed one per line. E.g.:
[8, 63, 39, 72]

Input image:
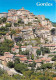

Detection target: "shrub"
[14, 57, 20, 64]
[6, 22, 11, 27]
[14, 63, 28, 73]
[7, 61, 14, 68]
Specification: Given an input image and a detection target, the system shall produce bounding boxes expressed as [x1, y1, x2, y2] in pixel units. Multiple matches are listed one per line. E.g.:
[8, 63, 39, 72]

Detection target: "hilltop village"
[0, 7, 56, 80]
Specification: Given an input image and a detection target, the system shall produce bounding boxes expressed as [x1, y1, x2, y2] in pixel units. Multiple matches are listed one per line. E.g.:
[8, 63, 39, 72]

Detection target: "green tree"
[14, 57, 20, 64]
[0, 18, 2, 24]
[19, 43, 22, 54]
[51, 28, 56, 35]
[27, 22, 32, 26]
[2, 17, 7, 23]
[10, 29, 16, 39]
[10, 30, 16, 35]
[0, 17, 7, 24]
[31, 54, 34, 60]
[45, 18, 49, 21]
[0, 68, 4, 76]
[18, 19, 24, 24]
[40, 47, 50, 54]
[52, 55, 56, 61]
[0, 26, 9, 35]
[14, 23, 18, 27]
[7, 61, 14, 68]
[0, 39, 14, 55]
[28, 61, 36, 68]
[41, 63, 52, 70]
[22, 50, 29, 55]
[36, 49, 41, 56]
[6, 22, 12, 27]
[14, 63, 28, 73]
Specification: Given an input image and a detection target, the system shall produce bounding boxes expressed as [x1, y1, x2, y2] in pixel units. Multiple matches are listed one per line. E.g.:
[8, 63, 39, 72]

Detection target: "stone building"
[7, 7, 35, 24]
[0, 12, 8, 18]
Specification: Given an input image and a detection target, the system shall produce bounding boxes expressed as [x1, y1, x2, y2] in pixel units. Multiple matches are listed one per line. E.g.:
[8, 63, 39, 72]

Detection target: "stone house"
[5, 33, 12, 40]
[32, 47, 40, 59]
[11, 45, 27, 53]
[35, 57, 51, 68]
[11, 45, 19, 53]
[37, 15, 45, 21]
[21, 46, 26, 51]
[28, 60, 33, 64]
[52, 36, 56, 43]
[20, 57, 27, 63]
[35, 59, 42, 67]
[0, 52, 14, 66]
[0, 12, 8, 18]
[15, 54, 27, 63]
[11, 48, 19, 53]
[7, 7, 35, 24]
[7, 9, 18, 23]
[43, 44, 56, 52]
[0, 35, 4, 42]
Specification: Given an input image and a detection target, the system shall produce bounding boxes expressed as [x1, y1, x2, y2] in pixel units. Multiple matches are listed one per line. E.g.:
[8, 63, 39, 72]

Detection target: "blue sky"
[0, 0, 56, 22]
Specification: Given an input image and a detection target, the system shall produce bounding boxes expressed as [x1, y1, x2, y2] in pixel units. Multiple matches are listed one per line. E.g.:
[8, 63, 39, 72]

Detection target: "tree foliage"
[40, 47, 50, 54]
[41, 63, 52, 70]
[7, 61, 14, 68]
[14, 57, 20, 64]
[51, 28, 56, 35]
[52, 55, 56, 61]
[0, 26, 9, 35]
[0, 17, 7, 24]
[6, 22, 12, 27]
[0, 39, 14, 55]
[31, 54, 34, 60]
[36, 49, 41, 56]
[14, 63, 28, 73]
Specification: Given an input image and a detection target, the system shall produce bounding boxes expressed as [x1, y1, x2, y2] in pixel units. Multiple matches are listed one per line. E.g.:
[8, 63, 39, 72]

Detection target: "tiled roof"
[45, 58, 51, 62]
[41, 58, 46, 61]
[32, 47, 40, 49]
[0, 54, 13, 60]
[28, 60, 33, 62]
[5, 55, 13, 58]
[4, 52, 10, 54]
[34, 59, 42, 63]
[20, 58, 27, 61]
[15, 54, 26, 58]
[21, 46, 26, 48]
[53, 77, 56, 80]
[44, 44, 56, 47]
[34, 58, 51, 63]
[12, 48, 15, 51]
[14, 45, 19, 48]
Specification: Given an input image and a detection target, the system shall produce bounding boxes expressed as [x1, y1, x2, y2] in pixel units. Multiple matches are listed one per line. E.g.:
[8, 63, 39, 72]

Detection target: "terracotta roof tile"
[32, 47, 40, 49]
[15, 54, 26, 58]
[12, 48, 15, 51]
[20, 58, 27, 61]
[4, 52, 10, 54]
[44, 44, 56, 47]
[41, 58, 46, 61]
[21, 46, 26, 48]
[14, 45, 19, 48]
[35, 59, 42, 63]
[0, 55, 13, 61]
[53, 77, 56, 80]
[45, 58, 51, 62]
[28, 60, 33, 62]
